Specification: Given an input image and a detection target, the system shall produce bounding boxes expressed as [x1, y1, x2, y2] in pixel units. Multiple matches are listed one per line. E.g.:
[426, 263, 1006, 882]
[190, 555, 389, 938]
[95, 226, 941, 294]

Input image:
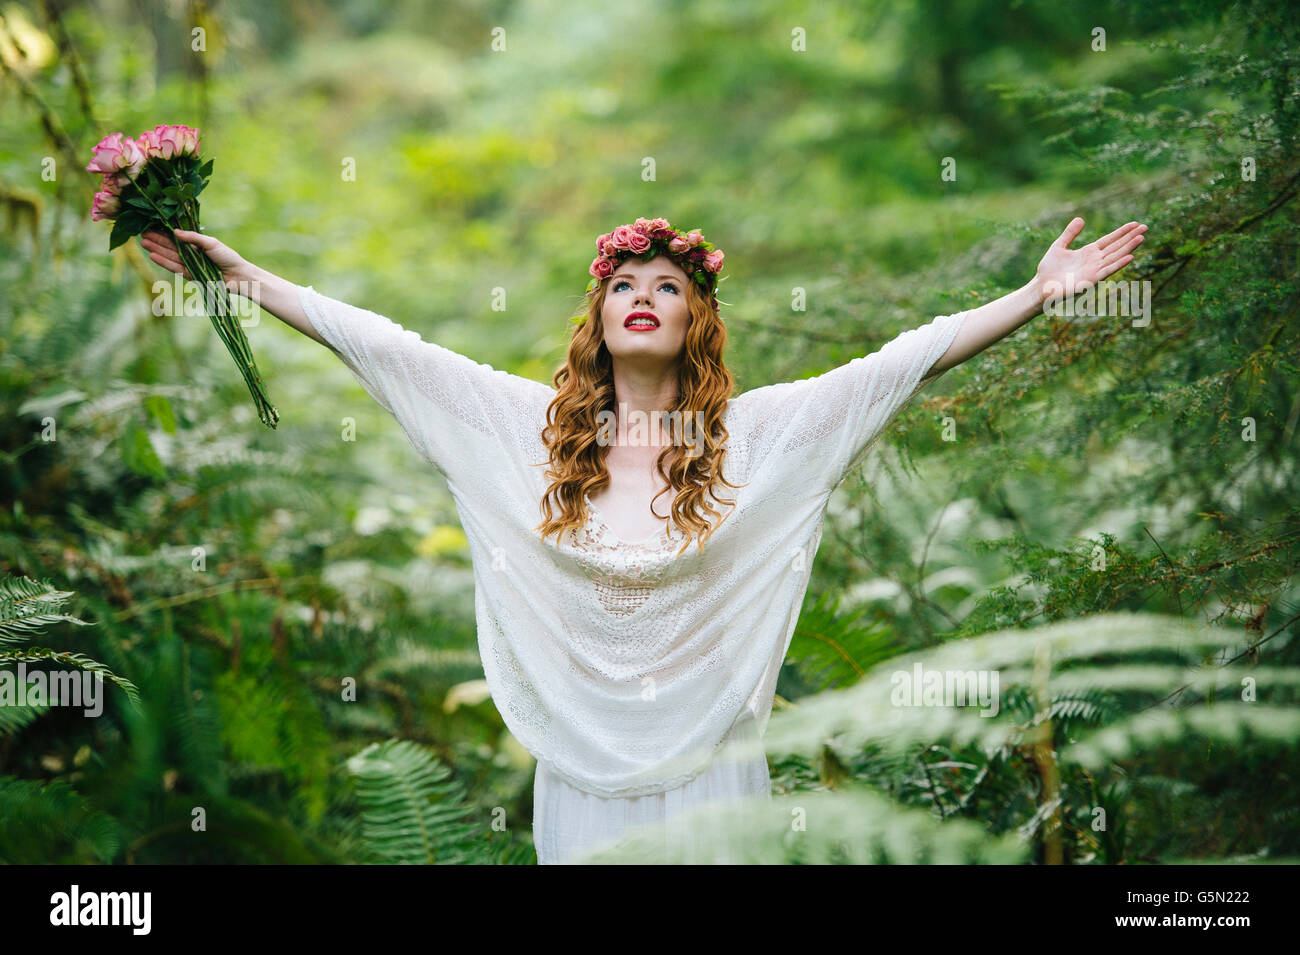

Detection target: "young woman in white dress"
[140, 215, 1146, 864]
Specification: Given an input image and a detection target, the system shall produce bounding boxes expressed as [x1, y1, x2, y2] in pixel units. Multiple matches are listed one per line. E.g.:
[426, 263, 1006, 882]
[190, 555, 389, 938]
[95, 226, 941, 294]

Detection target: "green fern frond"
[346, 738, 481, 864]
[787, 591, 901, 689]
[574, 786, 1030, 864]
[0, 575, 94, 645]
[0, 648, 142, 708]
[1066, 704, 1300, 770]
[761, 612, 1237, 761]
[0, 775, 123, 863]
[0, 702, 49, 736]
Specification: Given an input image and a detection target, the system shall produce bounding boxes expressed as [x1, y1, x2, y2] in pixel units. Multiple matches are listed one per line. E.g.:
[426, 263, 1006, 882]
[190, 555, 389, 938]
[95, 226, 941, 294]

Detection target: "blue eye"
[613, 280, 679, 293]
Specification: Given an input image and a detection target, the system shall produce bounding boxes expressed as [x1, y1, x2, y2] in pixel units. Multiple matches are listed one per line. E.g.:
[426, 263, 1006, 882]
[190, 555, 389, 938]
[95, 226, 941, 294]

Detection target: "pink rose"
[685, 229, 703, 246]
[176, 124, 201, 157]
[626, 230, 651, 253]
[668, 236, 690, 253]
[135, 124, 202, 161]
[596, 232, 611, 254]
[137, 125, 172, 159]
[705, 250, 725, 272]
[86, 132, 146, 178]
[100, 172, 127, 196]
[90, 188, 122, 221]
[589, 256, 615, 279]
[647, 217, 671, 234]
[610, 225, 635, 250]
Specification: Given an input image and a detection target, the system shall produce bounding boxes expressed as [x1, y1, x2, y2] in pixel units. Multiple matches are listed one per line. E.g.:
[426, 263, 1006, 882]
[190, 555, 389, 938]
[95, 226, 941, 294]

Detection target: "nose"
[633, 286, 653, 308]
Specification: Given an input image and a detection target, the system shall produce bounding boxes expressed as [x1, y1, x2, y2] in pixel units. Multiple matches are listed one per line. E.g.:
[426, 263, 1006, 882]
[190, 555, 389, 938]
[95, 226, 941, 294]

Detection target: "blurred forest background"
[1, 0, 1297, 864]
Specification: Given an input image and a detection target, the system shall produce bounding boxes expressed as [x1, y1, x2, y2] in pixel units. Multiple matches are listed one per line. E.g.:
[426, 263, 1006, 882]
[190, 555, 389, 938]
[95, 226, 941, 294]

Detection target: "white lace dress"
[296, 282, 967, 865]
[531, 499, 774, 864]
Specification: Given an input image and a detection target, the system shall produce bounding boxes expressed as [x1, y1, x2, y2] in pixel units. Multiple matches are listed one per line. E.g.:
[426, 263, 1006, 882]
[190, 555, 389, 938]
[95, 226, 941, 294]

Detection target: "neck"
[608, 360, 679, 448]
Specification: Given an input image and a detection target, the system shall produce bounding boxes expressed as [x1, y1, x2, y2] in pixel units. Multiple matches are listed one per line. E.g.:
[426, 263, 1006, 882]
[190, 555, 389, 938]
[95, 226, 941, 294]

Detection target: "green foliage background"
[0, 0, 1296, 864]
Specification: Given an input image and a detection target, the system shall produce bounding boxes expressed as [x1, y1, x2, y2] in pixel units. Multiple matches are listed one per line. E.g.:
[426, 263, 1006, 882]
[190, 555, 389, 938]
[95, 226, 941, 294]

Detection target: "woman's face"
[600, 255, 692, 366]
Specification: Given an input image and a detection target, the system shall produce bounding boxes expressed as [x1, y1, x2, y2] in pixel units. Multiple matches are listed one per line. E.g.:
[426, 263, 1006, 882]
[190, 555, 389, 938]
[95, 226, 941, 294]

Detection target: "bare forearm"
[930, 279, 1045, 374]
[233, 262, 326, 347]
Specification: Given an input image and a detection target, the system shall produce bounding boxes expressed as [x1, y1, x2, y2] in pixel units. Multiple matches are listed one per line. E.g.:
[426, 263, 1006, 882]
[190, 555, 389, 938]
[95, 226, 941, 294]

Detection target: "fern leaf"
[346, 738, 481, 864]
[575, 786, 1030, 864]
[0, 575, 94, 645]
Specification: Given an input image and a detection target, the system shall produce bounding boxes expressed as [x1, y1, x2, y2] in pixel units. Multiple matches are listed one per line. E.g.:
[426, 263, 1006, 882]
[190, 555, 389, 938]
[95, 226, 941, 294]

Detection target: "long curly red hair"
[535, 275, 744, 556]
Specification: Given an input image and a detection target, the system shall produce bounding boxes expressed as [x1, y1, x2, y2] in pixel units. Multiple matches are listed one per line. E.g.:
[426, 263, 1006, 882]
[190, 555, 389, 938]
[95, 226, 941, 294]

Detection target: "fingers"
[146, 248, 189, 277]
[1098, 221, 1147, 252]
[141, 230, 175, 253]
[1102, 229, 1145, 263]
[173, 228, 215, 249]
[140, 236, 175, 261]
[1096, 221, 1139, 249]
[1097, 255, 1133, 281]
[1054, 216, 1085, 249]
[140, 234, 187, 275]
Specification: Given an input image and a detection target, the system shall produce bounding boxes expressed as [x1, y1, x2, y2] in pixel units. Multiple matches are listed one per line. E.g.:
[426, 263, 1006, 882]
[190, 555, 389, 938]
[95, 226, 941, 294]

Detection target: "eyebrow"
[610, 273, 682, 282]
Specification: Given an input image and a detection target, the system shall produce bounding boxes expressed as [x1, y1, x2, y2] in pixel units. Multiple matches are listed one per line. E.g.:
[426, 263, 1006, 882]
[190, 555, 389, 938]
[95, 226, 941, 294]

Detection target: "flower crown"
[585, 217, 727, 316]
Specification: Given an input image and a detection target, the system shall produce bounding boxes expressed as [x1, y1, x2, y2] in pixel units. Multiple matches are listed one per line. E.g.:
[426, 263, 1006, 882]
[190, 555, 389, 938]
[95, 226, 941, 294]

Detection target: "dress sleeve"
[730, 310, 967, 494]
[297, 283, 554, 484]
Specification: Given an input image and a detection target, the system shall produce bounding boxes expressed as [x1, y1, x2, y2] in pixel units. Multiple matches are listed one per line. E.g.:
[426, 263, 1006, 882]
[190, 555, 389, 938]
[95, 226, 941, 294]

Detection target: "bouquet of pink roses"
[87, 124, 278, 429]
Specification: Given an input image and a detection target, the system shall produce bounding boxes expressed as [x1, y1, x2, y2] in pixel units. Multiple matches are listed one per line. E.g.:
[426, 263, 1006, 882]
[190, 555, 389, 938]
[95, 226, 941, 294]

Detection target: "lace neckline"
[583, 493, 678, 549]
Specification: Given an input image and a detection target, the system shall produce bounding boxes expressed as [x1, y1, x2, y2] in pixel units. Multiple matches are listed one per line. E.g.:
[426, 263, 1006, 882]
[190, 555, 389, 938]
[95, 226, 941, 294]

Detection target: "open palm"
[1036, 217, 1147, 296]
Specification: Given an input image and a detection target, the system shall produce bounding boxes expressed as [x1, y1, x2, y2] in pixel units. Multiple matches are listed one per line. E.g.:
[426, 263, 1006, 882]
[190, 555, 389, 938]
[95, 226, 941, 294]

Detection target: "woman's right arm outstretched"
[140, 228, 555, 484]
[140, 228, 324, 346]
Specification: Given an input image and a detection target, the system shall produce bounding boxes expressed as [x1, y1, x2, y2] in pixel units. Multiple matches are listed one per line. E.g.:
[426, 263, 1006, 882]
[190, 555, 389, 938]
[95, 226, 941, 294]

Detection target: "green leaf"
[116, 208, 148, 232]
[108, 217, 136, 251]
[120, 419, 166, 480]
[198, 158, 214, 178]
[144, 395, 177, 434]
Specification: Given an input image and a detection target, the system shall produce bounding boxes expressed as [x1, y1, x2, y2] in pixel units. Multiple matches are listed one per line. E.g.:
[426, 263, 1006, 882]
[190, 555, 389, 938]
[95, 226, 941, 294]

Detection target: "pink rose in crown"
[685, 229, 703, 246]
[86, 132, 147, 178]
[705, 250, 725, 273]
[668, 236, 690, 254]
[625, 229, 651, 254]
[595, 232, 612, 254]
[610, 225, 635, 250]
[590, 256, 615, 279]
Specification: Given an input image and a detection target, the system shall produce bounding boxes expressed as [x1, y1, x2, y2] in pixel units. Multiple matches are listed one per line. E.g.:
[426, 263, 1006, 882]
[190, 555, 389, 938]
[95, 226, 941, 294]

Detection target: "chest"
[586, 446, 679, 543]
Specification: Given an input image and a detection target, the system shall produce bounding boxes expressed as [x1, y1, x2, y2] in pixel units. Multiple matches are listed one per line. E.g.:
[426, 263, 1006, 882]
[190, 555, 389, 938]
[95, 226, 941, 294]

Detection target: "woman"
[141, 215, 1146, 863]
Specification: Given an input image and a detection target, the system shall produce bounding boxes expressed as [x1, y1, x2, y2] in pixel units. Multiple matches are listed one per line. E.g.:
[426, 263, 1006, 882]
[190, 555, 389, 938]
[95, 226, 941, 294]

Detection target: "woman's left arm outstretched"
[729, 217, 1148, 493]
[929, 217, 1148, 375]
